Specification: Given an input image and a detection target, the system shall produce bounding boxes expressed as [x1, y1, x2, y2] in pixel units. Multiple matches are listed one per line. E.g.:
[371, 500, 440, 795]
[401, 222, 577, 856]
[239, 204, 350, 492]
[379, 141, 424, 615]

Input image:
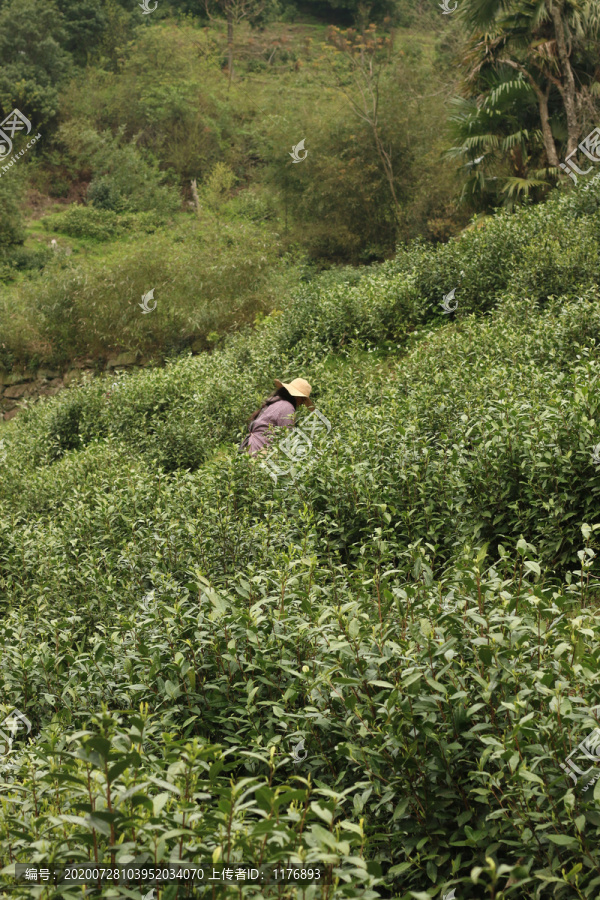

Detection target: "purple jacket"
[245, 398, 295, 454]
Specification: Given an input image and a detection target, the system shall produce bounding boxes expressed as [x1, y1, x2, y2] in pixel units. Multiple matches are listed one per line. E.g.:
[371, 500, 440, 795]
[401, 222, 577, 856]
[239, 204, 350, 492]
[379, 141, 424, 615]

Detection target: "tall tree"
[452, 0, 600, 202]
[0, 0, 71, 130]
[204, 0, 265, 86]
[54, 0, 109, 66]
[447, 71, 553, 207]
[325, 24, 401, 221]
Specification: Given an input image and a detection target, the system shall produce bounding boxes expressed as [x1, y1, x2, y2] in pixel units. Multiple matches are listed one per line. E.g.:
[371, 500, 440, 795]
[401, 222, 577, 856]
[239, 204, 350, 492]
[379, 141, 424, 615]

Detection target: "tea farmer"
[239, 378, 313, 456]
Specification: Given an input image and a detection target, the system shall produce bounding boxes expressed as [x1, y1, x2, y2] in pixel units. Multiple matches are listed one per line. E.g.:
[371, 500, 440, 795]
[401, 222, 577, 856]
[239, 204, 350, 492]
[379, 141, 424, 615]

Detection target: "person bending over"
[239, 378, 313, 456]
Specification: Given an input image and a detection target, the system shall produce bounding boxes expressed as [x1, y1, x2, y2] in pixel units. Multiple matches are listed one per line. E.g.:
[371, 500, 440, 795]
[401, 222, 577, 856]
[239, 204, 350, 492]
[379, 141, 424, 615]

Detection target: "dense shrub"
[3, 179, 600, 899]
[56, 123, 182, 217]
[386, 190, 600, 317]
[0, 171, 25, 252]
[1, 215, 296, 366]
[42, 205, 122, 240]
[1, 449, 600, 896]
[57, 20, 463, 263]
[42, 206, 163, 240]
[6, 172, 599, 371]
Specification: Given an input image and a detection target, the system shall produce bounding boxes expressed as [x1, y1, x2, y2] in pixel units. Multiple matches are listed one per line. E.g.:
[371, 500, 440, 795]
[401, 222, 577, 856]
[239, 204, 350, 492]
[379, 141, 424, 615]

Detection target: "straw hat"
[274, 377, 314, 410]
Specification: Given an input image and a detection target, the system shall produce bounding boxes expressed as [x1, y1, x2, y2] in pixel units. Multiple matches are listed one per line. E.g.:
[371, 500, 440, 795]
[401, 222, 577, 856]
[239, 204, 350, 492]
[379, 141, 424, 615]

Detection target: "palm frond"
[462, 134, 501, 150]
[459, 168, 491, 200]
[501, 175, 551, 197]
[569, 1, 600, 39]
[501, 129, 532, 149]
[534, 166, 561, 179]
[457, 0, 514, 29]
[485, 77, 533, 107]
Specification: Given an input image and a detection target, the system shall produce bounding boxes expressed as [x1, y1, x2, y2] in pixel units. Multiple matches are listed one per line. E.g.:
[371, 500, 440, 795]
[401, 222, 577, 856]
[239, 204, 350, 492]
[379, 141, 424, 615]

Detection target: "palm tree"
[450, 0, 600, 205]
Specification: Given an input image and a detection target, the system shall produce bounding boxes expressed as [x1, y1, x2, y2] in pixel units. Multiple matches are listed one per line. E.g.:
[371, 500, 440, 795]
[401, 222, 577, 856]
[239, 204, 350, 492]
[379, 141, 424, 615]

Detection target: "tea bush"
[6, 173, 600, 372]
[2, 179, 600, 898]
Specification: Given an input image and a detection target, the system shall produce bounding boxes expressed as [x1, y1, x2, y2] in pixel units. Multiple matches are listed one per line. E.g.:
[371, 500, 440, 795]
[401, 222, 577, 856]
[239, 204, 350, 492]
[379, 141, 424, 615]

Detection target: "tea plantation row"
[1, 183, 600, 897]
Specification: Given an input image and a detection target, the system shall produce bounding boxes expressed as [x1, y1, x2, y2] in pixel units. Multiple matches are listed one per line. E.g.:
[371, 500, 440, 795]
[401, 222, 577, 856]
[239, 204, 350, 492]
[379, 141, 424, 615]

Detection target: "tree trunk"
[550, 1, 580, 154]
[500, 60, 559, 167]
[190, 179, 201, 215]
[511, 143, 526, 178]
[371, 122, 401, 221]
[538, 82, 560, 167]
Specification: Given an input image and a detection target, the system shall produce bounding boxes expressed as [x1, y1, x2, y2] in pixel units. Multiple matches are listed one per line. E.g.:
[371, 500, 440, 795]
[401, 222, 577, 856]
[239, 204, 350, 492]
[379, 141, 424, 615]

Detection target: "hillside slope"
[1, 182, 600, 898]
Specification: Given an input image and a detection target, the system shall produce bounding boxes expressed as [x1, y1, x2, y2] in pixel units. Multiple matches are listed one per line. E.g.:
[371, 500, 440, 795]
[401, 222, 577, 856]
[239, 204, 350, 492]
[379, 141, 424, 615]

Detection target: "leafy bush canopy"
[2, 178, 600, 897]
